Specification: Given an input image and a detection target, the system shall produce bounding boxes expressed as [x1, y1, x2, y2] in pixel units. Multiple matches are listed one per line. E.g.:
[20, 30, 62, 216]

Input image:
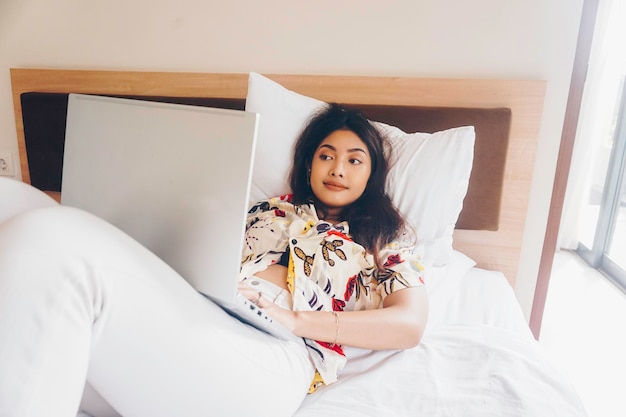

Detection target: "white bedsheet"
[295, 252, 587, 417]
[297, 325, 586, 417]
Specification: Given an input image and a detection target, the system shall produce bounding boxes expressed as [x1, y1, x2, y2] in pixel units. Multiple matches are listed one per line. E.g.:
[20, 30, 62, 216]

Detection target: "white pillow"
[387, 127, 475, 265]
[246, 72, 325, 204]
[245, 73, 475, 265]
[424, 250, 476, 298]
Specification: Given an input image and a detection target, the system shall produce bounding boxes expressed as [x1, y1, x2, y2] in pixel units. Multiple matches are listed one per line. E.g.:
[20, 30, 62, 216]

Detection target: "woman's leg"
[0, 177, 58, 224]
[0, 206, 313, 417]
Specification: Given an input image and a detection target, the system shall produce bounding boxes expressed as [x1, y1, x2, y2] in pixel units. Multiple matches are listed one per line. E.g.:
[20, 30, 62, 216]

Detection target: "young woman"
[239, 103, 428, 391]
[0, 104, 427, 417]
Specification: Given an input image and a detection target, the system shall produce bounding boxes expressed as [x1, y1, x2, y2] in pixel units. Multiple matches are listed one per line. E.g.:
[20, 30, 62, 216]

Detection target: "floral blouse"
[240, 195, 425, 392]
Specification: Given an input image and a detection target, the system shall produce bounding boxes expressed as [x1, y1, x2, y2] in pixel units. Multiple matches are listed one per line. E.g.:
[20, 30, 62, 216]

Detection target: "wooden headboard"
[10, 68, 546, 289]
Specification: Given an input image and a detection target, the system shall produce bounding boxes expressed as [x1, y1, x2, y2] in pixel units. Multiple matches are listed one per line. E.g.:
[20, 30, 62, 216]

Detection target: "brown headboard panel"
[10, 68, 546, 289]
[18, 92, 510, 231]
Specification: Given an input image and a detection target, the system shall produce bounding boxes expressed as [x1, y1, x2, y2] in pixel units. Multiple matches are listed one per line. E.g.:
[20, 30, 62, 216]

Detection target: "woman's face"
[309, 129, 372, 217]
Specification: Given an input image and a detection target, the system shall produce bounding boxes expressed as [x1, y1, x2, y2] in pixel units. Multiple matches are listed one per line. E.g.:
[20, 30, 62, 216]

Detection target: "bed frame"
[9, 68, 546, 291]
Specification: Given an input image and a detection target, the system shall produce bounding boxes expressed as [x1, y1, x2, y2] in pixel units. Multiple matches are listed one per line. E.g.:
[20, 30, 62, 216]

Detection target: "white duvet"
[295, 252, 587, 417]
[296, 325, 585, 417]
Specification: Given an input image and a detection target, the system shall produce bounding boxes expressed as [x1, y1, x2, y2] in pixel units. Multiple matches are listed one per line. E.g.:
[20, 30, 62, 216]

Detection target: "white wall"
[0, 0, 585, 318]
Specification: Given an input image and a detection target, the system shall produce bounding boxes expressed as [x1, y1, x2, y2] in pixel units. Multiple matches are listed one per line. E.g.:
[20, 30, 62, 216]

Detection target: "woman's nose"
[330, 162, 344, 177]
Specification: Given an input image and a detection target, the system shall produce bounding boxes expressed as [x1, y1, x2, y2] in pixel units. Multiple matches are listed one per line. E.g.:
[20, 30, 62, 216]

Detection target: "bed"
[6, 68, 587, 416]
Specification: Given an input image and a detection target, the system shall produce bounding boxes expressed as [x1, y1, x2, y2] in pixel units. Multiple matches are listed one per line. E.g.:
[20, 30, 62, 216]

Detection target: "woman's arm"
[242, 284, 428, 350]
[298, 286, 428, 350]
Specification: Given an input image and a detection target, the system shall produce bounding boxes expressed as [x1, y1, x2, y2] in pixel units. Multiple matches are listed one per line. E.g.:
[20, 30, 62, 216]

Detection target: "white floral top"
[240, 195, 425, 391]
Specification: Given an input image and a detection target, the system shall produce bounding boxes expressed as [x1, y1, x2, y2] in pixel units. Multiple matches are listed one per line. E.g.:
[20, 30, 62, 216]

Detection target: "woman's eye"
[319, 154, 332, 161]
[349, 158, 362, 165]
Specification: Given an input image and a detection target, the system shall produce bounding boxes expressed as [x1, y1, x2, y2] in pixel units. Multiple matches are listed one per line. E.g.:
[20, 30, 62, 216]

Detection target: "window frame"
[577, 78, 626, 290]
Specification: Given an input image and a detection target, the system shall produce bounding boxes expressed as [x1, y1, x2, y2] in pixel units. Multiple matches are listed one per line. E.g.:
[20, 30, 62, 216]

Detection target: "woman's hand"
[237, 282, 298, 332]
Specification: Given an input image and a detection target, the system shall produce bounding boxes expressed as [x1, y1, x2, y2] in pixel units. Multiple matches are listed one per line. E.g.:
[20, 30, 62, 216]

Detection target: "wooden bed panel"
[10, 68, 547, 289]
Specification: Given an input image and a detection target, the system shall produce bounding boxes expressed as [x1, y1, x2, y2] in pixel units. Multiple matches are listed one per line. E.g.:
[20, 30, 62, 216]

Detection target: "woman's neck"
[316, 205, 343, 224]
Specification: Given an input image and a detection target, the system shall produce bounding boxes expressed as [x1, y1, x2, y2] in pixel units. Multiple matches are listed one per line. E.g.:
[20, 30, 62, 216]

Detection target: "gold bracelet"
[330, 311, 340, 348]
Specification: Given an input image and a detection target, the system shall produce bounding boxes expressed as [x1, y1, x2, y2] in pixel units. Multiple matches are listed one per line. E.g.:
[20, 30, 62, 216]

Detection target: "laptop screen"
[62, 94, 259, 299]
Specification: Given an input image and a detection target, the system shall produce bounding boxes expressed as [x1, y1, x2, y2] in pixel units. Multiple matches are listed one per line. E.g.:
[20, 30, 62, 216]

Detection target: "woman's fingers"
[237, 282, 266, 307]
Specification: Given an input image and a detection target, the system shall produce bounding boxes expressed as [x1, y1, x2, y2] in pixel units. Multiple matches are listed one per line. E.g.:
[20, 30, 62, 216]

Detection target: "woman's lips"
[324, 181, 347, 191]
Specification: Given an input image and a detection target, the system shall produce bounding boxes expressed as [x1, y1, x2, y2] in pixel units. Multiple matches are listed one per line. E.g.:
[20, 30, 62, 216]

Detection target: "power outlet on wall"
[0, 152, 16, 177]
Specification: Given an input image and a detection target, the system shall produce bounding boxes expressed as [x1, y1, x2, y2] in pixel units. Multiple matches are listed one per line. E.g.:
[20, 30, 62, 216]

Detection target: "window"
[577, 79, 626, 289]
[560, 0, 626, 291]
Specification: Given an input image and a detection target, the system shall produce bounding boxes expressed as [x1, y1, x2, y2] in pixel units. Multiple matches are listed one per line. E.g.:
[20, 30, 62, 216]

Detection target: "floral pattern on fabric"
[240, 195, 425, 389]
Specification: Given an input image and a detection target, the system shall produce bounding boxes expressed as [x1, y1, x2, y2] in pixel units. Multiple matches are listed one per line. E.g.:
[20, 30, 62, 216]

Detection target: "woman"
[239, 103, 428, 391]
[0, 104, 427, 417]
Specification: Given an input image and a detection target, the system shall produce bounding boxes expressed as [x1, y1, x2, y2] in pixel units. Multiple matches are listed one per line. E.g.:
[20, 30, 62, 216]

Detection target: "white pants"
[0, 179, 313, 417]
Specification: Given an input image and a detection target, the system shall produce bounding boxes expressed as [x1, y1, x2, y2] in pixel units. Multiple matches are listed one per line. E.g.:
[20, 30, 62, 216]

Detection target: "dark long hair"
[290, 103, 407, 262]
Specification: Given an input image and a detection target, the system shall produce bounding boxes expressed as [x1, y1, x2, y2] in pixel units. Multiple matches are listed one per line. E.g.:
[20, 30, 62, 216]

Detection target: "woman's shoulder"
[247, 195, 317, 218]
[378, 228, 420, 263]
[248, 194, 294, 213]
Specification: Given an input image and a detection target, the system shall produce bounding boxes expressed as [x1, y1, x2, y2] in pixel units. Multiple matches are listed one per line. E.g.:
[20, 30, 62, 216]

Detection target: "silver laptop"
[62, 94, 297, 341]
